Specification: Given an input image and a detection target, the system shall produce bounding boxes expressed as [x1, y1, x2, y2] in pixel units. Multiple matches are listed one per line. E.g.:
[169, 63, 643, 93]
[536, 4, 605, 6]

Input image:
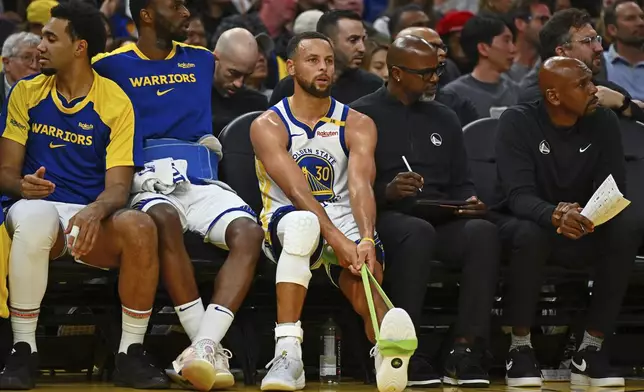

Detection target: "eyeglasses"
[11, 53, 39, 65]
[565, 35, 602, 46]
[430, 42, 449, 54]
[394, 63, 445, 81]
[528, 15, 550, 24]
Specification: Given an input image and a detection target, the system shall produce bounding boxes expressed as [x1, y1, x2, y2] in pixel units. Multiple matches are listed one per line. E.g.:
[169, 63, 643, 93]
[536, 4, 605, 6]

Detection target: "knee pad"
[275, 211, 319, 288]
[7, 200, 59, 247]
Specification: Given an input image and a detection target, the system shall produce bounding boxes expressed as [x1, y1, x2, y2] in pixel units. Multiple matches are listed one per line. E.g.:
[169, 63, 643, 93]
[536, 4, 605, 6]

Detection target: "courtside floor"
[29, 381, 644, 391]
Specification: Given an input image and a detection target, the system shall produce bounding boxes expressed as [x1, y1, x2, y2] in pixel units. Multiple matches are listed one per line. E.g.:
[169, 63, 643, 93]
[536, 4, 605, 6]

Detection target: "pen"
[402, 155, 423, 192]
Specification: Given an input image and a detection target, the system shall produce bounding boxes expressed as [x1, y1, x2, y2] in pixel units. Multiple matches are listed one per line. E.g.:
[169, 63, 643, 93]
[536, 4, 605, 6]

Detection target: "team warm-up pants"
[377, 211, 501, 341]
[490, 208, 643, 334]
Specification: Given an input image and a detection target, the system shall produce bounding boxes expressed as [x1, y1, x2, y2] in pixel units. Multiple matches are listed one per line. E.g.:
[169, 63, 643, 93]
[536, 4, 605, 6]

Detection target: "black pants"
[377, 211, 501, 340]
[491, 208, 643, 334]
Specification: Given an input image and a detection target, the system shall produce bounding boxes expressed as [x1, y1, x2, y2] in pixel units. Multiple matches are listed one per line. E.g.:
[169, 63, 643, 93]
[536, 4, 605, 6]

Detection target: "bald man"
[93, 7, 264, 391]
[395, 26, 477, 125]
[352, 35, 500, 388]
[492, 57, 642, 388]
[211, 28, 269, 135]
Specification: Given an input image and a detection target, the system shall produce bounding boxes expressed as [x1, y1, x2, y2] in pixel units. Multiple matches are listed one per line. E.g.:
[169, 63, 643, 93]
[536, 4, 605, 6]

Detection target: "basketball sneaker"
[260, 338, 305, 391]
[570, 346, 624, 387]
[505, 346, 542, 387]
[113, 343, 170, 389]
[171, 338, 218, 391]
[212, 345, 235, 389]
[443, 343, 490, 388]
[0, 342, 39, 390]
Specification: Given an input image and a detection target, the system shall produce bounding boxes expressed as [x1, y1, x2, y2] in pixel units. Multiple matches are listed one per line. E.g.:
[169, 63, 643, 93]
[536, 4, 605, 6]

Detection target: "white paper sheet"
[580, 174, 631, 226]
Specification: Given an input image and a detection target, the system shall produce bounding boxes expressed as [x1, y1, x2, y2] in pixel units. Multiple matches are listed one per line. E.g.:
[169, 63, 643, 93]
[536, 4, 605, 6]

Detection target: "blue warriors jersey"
[92, 42, 215, 142]
[0, 72, 141, 205]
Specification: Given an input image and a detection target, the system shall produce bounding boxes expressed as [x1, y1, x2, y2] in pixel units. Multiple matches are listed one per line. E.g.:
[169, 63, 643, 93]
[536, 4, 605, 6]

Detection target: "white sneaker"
[371, 308, 417, 392]
[171, 338, 218, 391]
[260, 346, 305, 391]
[212, 345, 235, 389]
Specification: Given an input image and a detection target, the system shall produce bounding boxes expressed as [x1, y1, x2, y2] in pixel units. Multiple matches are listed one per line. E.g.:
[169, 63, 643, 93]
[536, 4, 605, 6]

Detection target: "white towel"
[132, 158, 189, 195]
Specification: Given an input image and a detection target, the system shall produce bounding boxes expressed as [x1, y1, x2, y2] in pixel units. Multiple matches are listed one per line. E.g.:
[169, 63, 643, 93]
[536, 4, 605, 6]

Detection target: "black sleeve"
[446, 112, 477, 200]
[517, 85, 542, 104]
[594, 109, 627, 193]
[495, 109, 556, 227]
[269, 77, 295, 106]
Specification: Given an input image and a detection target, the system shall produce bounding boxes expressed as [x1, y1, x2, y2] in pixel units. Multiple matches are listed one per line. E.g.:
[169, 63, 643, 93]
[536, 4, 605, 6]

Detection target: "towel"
[132, 158, 189, 195]
[0, 208, 11, 318]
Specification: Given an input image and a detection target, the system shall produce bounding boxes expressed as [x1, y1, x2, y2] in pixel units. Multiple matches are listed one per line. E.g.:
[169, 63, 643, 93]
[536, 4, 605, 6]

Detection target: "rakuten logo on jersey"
[317, 130, 338, 137]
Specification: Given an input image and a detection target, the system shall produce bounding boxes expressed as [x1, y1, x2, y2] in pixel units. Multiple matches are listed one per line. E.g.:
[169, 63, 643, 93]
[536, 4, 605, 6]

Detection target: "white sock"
[194, 304, 234, 345]
[175, 298, 205, 341]
[10, 307, 39, 352]
[276, 336, 301, 358]
[119, 306, 152, 353]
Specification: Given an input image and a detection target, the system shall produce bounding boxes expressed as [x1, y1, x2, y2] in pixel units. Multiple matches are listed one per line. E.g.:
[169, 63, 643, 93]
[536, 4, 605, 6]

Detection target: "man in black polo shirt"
[493, 57, 641, 388]
[351, 35, 500, 388]
[269, 10, 383, 105]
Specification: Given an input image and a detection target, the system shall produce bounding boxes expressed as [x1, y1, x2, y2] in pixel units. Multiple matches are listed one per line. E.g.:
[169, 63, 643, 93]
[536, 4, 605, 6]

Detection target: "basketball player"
[251, 31, 417, 392]
[92, 1, 264, 390]
[0, 1, 168, 389]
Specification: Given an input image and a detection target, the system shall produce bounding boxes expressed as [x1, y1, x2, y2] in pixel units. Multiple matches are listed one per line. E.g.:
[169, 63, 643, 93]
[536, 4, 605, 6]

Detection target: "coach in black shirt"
[269, 10, 383, 106]
[492, 57, 641, 388]
[352, 36, 499, 388]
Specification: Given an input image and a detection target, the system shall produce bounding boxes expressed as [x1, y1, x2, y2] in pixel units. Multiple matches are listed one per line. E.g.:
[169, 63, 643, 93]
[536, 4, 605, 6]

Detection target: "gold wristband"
[360, 237, 376, 246]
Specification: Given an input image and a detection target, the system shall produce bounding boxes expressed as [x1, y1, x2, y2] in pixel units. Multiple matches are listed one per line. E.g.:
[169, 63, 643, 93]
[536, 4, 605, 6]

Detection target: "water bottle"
[319, 317, 341, 383]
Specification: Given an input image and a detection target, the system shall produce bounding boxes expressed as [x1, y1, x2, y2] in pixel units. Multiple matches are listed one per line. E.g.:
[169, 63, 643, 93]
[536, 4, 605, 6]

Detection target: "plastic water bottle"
[319, 317, 341, 383]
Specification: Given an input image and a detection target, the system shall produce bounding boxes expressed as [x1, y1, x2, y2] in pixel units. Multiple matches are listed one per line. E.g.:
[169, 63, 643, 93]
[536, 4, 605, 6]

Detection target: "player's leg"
[0, 199, 65, 390]
[261, 209, 320, 392]
[132, 193, 205, 343]
[71, 209, 168, 389]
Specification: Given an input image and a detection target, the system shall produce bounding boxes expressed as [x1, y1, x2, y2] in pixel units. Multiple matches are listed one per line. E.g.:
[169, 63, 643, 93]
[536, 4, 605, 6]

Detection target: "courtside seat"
[463, 117, 499, 205]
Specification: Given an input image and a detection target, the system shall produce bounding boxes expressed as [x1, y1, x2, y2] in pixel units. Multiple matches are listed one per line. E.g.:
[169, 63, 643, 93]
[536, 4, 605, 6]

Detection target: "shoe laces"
[265, 350, 296, 374]
[369, 346, 379, 358]
[215, 345, 232, 368]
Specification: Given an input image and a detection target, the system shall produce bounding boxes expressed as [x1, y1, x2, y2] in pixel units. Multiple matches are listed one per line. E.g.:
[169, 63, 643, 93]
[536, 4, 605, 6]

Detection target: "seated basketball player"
[0, 2, 168, 389]
[251, 31, 417, 392]
[92, 1, 264, 390]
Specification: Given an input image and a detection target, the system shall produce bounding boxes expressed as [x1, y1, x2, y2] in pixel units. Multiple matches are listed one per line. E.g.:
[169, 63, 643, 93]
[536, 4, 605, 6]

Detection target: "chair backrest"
[462, 117, 499, 204]
[620, 118, 644, 160]
[218, 111, 264, 215]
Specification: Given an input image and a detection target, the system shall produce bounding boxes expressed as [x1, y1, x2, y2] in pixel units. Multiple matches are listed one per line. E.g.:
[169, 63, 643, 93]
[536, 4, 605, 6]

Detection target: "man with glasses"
[0, 32, 41, 107]
[508, 0, 552, 82]
[443, 16, 520, 119]
[351, 35, 501, 388]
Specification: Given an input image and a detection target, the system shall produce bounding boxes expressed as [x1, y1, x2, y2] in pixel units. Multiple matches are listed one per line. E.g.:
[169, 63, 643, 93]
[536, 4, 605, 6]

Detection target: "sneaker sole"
[260, 375, 306, 391]
[165, 368, 195, 389]
[506, 376, 542, 387]
[443, 376, 490, 388]
[182, 359, 218, 391]
[407, 379, 442, 388]
[212, 372, 236, 389]
[570, 374, 625, 387]
[376, 308, 417, 392]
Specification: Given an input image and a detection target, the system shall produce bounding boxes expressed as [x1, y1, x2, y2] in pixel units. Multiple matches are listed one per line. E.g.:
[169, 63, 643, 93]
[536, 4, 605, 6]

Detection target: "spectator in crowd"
[362, 39, 388, 81]
[492, 56, 641, 388]
[387, 4, 431, 38]
[246, 36, 278, 99]
[351, 35, 500, 388]
[396, 26, 478, 125]
[296, 0, 328, 13]
[293, 9, 324, 34]
[328, 0, 364, 17]
[92, 0, 265, 389]
[26, 0, 58, 36]
[0, 2, 167, 389]
[444, 16, 520, 119]
[507, 0, 551, 82]
[100, 12, 114, 52]
[0, 32, 40, 107]
[520, 8, 644, 122]
[436, 10, 474, 74]
[478, 0, 513, 17]
[211, 29, 269, 136]
[270, 10, 383, 105]
[252, 31, 416, 392]
[603, 0, 644, 100]
[190, 0, 237, 45]
[185, 13, 208, 48]
[373, 0, 436, 38]
[554, 0, 572, 11]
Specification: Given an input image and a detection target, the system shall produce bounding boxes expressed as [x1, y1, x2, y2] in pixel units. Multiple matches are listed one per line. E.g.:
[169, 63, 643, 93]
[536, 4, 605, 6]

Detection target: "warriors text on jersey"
[255, 97, 351, 231]
[92, 42, 214, 142]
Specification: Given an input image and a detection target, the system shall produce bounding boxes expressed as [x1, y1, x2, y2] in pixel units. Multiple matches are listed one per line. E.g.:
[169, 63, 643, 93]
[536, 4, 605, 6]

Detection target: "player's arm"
[0, 82, 55, 199]
[250, 111, 346, 247]
[345, 110, 377, 241]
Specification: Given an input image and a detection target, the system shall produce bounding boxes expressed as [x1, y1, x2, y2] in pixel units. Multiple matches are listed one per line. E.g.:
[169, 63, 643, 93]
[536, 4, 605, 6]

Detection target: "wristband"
[360, 237, 376, 246]
[617, 95, 631, 113]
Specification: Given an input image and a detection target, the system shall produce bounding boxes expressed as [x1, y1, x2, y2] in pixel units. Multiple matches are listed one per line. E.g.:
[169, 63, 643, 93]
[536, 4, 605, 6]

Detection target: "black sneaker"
[442, 343, 490, 388]
[505, 346, 542, 387]
[570, 346, 624, 387]
[407, 354, 442, 388]
[113, 344, 171, 389]
[0, 342, 39, 390]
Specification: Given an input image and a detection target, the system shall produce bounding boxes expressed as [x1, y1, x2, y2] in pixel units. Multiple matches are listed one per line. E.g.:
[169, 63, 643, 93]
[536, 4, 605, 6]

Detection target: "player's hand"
[385, 172, 424, 202]
[20, 166, 55, 199]
[331, 237, 360, 274]
[557, 208, 594, 240]
[551, 202, 579, 227]
[65, 204, 104, 258]
[455, 196, 487, 217]
[352, 239, 376, 276]
[596, 86, 625, 109]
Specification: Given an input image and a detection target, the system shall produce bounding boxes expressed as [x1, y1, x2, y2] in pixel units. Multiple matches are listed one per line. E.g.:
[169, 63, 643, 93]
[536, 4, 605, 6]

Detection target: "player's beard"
[294, 74, 331, 99]
[154, 16, 187, 46]
[41, 68, 57, 76]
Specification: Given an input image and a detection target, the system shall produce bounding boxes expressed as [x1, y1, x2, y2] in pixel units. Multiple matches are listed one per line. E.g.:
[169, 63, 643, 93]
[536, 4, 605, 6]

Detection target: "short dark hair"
[459, 16, 508, 65]
[316, 9, 363, 38]
[129, 0, 151, 28]
[603, 0, 638, 28]
[50, 0, 106, 59]
[512, 0, 552, 21]
[286, 31, 332, 59]
[539, 8, 592, 59]
[388, 4, 425, 37]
